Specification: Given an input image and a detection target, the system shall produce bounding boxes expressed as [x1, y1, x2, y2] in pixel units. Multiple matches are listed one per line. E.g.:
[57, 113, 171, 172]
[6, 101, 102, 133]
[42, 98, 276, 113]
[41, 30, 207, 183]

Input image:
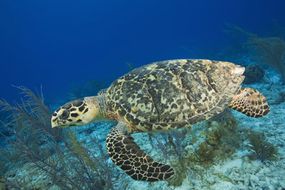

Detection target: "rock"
[49, 185, 61, 190]
[249, 174, 259, 185]
[214, 158, 243, 173]
[244, 64, 265, 84]
[211, 181, 235, 190]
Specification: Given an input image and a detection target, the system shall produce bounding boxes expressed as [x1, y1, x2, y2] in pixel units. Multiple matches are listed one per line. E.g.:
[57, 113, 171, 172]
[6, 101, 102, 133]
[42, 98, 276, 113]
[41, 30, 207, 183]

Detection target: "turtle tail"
[106, 122, 175, 181]
[229, 88, 270, 117]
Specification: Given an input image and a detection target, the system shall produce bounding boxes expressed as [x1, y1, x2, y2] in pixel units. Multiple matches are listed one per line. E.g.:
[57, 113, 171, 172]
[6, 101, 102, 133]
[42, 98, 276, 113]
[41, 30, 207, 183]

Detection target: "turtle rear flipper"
[106, 122, 175, 181]
[229, 88, 270, 117]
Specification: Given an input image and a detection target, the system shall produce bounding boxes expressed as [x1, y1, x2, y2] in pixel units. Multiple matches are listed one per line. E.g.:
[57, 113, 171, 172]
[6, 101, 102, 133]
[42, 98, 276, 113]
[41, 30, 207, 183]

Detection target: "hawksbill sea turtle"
[51, 59, 270, 182]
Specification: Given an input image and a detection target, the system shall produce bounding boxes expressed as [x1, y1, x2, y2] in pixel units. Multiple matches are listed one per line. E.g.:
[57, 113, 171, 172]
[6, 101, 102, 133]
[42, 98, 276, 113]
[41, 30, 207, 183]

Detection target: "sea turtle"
[51, 59, 270, 181]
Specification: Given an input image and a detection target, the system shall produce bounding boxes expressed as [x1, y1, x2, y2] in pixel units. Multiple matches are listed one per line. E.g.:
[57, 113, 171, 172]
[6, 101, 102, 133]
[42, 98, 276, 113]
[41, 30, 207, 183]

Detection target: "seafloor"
[1, 66, 285, 190]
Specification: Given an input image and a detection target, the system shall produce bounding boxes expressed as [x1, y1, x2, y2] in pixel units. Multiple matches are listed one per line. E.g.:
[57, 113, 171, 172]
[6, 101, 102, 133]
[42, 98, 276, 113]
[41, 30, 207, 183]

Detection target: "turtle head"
[51, 96, 102, 128]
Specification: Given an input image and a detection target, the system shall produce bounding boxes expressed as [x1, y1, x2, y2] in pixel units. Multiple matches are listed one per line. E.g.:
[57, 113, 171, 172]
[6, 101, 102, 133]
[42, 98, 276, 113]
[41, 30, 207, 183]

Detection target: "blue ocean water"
[0, 0, 284, 102]
[1, 0, 285, 189]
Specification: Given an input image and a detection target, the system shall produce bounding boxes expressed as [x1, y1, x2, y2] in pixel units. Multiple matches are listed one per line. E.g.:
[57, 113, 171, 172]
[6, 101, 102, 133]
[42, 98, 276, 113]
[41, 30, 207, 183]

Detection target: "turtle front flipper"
[229, 88, 270, 117]
[106, 122, 175, 181]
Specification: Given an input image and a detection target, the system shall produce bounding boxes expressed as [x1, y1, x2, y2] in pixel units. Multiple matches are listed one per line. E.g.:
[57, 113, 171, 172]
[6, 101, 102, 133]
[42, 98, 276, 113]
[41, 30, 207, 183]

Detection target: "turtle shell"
[105, 59, 244, 132]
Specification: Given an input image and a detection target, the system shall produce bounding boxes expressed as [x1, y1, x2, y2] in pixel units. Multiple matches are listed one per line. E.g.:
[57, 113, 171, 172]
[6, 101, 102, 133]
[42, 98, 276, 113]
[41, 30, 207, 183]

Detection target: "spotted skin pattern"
[106, 122, 174, 181]
[105, 59, 245, 132]
[52, 99, 88, 126]
[229, 88, 270, 117]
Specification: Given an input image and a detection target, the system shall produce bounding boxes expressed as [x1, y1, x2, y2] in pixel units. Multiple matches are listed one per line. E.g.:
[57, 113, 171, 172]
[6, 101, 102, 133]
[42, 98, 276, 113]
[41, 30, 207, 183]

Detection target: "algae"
[248, 132, 278, 162]
[167, 111, 241, 187]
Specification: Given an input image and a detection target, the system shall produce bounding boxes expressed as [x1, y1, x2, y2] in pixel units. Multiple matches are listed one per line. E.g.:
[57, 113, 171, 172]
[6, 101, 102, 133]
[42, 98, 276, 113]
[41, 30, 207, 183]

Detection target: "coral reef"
[0, 83, 284, 189]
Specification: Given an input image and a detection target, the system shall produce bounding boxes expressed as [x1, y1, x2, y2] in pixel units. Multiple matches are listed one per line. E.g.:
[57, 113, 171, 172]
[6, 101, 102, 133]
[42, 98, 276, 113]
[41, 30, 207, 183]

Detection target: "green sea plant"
[0, 177, 6, 190]
[0, 87, 115, 190]
[0, 86, 62, 141]
[248, 36, 285, 83]
[67, 132, 97, 172]
[248, 132, 278, 162]
[193, 111, 240, 164]
[195, 142, 215, 163]
[145, 128, 191, 186]
[166, 111, 241, 186]
[225, 24, 285, 83]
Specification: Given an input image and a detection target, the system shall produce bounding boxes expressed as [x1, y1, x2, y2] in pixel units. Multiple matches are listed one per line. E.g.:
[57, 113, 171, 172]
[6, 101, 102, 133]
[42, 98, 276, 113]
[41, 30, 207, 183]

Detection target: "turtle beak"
[51, 115, 59, 128]
[51, 121, 57, 128]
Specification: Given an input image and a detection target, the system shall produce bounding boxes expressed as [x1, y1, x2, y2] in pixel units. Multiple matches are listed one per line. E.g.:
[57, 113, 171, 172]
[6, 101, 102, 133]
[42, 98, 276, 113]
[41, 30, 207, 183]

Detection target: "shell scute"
[105, 59, 244, 131]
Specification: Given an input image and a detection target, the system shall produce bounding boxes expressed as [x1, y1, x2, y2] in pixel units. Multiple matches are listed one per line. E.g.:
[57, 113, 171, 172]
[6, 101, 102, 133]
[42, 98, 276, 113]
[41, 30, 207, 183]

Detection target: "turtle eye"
[60, 109, 70, 120]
